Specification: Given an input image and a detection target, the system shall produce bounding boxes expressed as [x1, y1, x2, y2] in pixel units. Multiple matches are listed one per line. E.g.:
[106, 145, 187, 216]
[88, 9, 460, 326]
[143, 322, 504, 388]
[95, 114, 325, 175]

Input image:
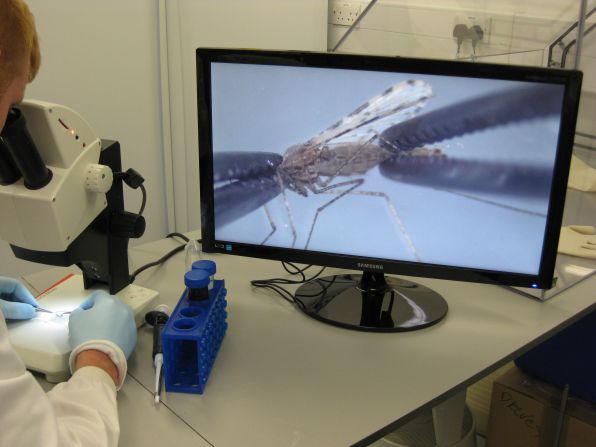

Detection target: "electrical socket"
[330, 1, 362, 26]
[455, 14, 492, 43]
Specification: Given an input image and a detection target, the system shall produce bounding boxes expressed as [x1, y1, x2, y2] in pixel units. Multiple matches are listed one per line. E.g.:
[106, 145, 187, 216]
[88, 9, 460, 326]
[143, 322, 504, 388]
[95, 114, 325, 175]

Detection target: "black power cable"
[112, 166, 196, 283]
[129, 233, 197, 283]
[114, 168, 147, 215]
[251, 263, 328, 310]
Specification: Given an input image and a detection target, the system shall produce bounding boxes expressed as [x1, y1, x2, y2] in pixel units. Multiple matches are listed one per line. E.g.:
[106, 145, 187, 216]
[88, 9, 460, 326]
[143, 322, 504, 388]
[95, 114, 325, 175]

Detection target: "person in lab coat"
[0, 1, 137, 446]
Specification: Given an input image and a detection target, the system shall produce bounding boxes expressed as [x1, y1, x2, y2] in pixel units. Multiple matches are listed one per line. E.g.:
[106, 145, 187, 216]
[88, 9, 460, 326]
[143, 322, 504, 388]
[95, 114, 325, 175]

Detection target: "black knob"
[110, 211, 146, 238]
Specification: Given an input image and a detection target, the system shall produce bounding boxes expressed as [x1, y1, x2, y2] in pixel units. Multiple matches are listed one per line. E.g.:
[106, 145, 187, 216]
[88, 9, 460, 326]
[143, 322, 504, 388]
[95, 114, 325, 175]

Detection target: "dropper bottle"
[184, 239, 202, 272]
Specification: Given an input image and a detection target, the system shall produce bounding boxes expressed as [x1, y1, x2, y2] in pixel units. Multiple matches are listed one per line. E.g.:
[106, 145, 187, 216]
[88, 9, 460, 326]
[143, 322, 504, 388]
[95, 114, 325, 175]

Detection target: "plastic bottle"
[184, 239, 202, 272]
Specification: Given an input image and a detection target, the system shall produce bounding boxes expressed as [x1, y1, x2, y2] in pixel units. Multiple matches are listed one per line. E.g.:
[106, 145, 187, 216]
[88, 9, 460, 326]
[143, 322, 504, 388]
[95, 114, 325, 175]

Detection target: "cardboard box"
[486, 366, 596, 447]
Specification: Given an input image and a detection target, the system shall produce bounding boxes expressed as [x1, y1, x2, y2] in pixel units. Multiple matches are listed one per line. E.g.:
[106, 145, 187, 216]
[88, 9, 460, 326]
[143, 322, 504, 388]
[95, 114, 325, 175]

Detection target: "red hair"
[0, 0, 41, 92]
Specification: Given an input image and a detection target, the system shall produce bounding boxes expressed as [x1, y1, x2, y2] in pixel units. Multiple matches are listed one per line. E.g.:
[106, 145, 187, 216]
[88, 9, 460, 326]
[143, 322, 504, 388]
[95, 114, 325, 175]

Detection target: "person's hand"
[68, 290, 137, 358]
[0, 276, 39, 320]
[558, 225, 596, 260]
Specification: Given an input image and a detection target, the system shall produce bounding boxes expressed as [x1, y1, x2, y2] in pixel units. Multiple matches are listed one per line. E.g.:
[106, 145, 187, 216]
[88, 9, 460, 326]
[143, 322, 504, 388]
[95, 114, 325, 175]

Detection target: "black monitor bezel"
[197, 48, 582, 289]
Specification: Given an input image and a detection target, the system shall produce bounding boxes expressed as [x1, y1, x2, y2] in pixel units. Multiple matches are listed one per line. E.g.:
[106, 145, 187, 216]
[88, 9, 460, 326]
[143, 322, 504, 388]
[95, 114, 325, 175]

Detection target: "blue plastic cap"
[184, 269, 210, 288]
[192, 259, 216, 275]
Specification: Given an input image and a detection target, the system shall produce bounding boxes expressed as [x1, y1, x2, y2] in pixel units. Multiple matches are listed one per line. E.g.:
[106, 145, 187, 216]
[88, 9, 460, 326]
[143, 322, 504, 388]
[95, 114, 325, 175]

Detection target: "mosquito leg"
[441, 189, 547, 218]
[261, 173, 298, 247]
[282, 188, 298, 248]
[349, 189, 421, 261]
[308, 180, 421, 261]
[261, 204, 277, 245]
[305, 178, 365, 250]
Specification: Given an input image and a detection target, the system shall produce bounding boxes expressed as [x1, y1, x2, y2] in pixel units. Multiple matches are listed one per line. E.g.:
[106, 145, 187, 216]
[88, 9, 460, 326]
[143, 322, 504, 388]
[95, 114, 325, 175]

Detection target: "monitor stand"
[294, 271, 448, 332]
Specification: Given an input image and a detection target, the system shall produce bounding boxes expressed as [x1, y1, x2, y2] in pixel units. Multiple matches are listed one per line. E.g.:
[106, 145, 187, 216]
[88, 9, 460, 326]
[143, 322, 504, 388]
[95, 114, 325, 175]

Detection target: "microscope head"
[0, 100, 113, 252]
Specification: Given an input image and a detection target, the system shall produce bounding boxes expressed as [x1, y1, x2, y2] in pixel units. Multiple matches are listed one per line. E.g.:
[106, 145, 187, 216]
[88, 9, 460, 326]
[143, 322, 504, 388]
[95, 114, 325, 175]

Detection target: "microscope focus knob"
[85, 163, 113, 193]
[110, 211, 146, 239]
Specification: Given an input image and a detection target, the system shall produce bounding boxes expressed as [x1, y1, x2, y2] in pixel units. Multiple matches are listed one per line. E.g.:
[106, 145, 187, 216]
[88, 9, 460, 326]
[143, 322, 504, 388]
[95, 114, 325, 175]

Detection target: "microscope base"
[7, 274, 158, 382]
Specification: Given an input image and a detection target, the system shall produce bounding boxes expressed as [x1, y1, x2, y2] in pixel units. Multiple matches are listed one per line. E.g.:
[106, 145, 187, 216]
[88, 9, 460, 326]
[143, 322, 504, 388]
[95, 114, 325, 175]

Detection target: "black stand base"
[294, 272, 448, 332]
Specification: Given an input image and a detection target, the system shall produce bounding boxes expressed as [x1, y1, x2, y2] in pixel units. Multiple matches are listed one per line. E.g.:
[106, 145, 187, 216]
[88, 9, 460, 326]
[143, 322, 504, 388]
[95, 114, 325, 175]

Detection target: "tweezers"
[35, 307, 72, 317]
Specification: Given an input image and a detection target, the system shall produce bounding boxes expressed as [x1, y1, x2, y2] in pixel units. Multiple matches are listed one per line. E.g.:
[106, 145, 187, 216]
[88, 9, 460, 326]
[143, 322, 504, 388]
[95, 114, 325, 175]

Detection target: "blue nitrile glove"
[68, 290, 137, 358]
[0, 276, 39, 320]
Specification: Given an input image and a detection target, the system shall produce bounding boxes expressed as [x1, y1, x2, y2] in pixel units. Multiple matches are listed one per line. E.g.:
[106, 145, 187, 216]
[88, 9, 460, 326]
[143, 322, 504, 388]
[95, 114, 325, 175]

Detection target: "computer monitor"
[197, 48, 582, 332]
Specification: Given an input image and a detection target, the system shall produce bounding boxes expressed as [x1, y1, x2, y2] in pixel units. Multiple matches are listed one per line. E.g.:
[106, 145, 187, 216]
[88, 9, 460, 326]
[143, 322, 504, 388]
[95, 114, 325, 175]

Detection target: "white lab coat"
[0, 309, 120, 447]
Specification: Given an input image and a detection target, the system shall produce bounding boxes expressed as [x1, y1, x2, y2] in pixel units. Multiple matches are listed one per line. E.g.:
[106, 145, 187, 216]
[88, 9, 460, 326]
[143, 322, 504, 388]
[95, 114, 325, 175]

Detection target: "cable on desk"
[250, 263, 328, 310]
[129, 233, 199, 283]
[166, 232, 190, 244]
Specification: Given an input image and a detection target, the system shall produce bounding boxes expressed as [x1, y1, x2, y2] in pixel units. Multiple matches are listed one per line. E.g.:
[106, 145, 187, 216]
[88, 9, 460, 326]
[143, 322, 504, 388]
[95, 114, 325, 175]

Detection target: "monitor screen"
[197, 49, 581, 330]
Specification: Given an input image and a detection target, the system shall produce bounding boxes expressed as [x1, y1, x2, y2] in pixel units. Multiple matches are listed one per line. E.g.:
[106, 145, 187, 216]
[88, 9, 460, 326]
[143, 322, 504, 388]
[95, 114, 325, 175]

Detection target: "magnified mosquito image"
[210, 64, 565, 275]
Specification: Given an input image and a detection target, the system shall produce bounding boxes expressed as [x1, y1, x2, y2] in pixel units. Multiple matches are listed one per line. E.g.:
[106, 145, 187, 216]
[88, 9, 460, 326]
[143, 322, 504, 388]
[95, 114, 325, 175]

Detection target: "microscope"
[0, 100, 158, 381]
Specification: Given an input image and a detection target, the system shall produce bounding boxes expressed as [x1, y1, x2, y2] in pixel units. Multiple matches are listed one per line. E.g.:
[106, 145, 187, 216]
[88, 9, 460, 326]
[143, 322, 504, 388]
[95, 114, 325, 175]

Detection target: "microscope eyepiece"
[0, 135, 22, 185]
[0, 107, 52, 190]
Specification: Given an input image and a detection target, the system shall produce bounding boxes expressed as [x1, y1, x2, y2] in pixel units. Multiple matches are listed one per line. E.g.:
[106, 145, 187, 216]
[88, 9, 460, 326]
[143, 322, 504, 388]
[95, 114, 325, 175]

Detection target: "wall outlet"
[330, 1, 362, 26]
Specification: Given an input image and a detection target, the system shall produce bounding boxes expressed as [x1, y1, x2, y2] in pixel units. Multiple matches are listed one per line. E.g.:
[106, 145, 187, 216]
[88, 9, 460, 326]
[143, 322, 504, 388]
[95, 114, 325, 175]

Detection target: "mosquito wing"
[305, 79, 433, 147]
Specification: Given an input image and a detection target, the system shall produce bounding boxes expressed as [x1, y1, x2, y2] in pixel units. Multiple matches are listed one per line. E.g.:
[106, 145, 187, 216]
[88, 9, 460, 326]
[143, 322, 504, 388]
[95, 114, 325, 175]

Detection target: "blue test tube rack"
[162, 273, 228, 394]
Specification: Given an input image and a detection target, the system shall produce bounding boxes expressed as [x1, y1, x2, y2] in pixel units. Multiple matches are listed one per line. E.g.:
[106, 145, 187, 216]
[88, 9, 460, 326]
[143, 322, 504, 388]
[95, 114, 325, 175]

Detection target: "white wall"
[1, 0, 168, 278]
[164, 0, 328, 233]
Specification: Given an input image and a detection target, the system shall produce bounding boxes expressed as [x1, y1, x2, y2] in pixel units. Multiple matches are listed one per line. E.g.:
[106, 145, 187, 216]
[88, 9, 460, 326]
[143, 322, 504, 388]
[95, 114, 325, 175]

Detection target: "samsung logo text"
[357, 263, 384, 271]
